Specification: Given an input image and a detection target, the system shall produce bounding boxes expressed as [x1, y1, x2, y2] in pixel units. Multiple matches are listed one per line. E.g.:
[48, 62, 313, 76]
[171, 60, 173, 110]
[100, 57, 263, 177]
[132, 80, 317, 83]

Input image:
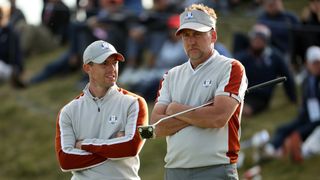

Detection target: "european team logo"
[185, 12, 193, 20]
[203, 80, 212, 88]
[108, 115, 118, 125]
[101, 42, 109, 49]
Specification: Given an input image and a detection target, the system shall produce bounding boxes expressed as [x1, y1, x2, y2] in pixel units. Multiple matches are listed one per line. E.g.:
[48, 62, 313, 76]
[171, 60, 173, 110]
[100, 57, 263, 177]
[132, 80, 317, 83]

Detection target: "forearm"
[167, 97, 239, 128]
[168, 104, 227, 128]
[81, 99, 147, 159]
[56, 111, 107, 172]
[151, 104, 190, 137]
[154, 117, 190, 137]
[81, 132, 144, 159]
[56, 146, 107, 172]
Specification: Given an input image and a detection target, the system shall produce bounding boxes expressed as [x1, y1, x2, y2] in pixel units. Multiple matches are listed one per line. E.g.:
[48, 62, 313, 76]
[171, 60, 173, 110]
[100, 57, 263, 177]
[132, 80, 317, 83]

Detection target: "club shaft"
[246, 76, 287, 93]
[153, 101, 213, 126]
[153, 76, 287, 127]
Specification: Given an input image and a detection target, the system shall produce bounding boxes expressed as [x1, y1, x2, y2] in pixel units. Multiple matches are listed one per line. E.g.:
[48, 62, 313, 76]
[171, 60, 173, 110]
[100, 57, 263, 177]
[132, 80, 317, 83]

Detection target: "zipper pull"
[98, 107, 100, 112]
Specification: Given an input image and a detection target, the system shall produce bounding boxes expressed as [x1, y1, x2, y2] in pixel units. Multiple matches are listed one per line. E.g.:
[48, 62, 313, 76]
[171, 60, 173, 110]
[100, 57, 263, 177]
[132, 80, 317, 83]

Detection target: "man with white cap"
[55, 40, 148, 179]
[261, 45, 320, 163]
[236, 24, 297, 116]
[150, 4, 247, 180]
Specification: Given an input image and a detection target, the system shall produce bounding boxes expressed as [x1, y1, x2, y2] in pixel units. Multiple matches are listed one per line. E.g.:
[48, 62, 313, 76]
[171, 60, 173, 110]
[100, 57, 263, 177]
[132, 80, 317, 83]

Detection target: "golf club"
[138, 76, 287, 139]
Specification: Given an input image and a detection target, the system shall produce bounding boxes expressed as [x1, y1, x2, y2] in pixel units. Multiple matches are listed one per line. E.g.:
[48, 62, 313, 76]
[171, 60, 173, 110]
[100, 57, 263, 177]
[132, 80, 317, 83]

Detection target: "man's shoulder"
[60, 92, 85, 112]
[216, 53, 244, 68]
[215, 56, 246, 79]
[117, 88, 148, 112]
[116, 88, 147, 104]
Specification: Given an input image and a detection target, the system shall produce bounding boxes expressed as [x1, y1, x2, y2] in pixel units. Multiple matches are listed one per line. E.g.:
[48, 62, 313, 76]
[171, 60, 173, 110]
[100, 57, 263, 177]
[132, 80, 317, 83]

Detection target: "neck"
[89, 83, 112, 98]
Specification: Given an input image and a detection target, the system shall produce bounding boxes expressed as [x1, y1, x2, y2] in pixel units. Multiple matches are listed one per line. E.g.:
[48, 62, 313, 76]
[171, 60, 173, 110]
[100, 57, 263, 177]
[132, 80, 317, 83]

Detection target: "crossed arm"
[151, 95, 239, 138]
[56, 97, 148, 171]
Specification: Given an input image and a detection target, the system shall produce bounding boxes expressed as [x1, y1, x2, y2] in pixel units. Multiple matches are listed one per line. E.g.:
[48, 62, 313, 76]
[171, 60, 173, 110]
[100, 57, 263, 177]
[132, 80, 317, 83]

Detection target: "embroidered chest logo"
[108, 115, 118, 125]
[185, 12, 193, 20]
[203, 80, 212, 88]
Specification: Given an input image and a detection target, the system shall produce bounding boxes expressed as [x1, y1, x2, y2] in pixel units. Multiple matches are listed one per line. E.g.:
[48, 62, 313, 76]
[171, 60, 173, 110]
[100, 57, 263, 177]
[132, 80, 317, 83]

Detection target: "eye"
[181, 32, 190, 38]
[194, 32, 202, 37]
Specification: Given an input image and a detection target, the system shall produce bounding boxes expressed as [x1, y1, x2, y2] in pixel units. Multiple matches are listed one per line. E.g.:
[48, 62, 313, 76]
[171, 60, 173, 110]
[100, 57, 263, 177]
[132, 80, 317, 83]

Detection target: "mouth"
[105, 74, 116, 80]
[188, 46, 199, 51]
[188, 48, 199, 53]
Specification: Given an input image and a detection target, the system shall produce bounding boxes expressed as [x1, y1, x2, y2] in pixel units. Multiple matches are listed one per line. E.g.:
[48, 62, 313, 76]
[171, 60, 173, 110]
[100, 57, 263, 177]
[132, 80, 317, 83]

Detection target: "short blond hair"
[185, 4, 217, 21]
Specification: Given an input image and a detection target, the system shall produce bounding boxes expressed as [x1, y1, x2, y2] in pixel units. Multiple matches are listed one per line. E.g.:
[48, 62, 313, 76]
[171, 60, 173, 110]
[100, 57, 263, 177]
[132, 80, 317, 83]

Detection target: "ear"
[211, 30, 217, 43]
[83, 63, 91, 74]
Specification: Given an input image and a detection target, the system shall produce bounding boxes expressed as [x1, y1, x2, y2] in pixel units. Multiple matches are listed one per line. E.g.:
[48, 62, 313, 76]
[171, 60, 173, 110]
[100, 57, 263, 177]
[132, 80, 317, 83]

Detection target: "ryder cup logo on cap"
[176, 10, 216, 36]
[101, 42, 110, 49]
[185, 12, 194, 20]
[83, 40, 125, 64]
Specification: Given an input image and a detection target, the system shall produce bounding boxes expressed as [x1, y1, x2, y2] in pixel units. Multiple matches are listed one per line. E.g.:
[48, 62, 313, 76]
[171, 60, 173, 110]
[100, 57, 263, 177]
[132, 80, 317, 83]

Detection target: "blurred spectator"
[124, 0, 143, 15]
[119, 14, 188, 101]
[257, 0, 300, 60]
[290, 0, 320, 72]
[235, 24, 297, 116]
[262, 46, 320, 163]
[215, 41, 232, 58]
[302, 126, 320, 159]
[232, 31, 250, 56]
[0, 6, 25, 88]
[301, 0, 320, 25]
[42, 0, 71, 45]
[7, 0, 26, 28]
[76, 0, 99, 20]
[29, 0, 135, 85]
[82, 0, 133, 53]
[125, 0, 181, 68]
[4, 0, 59, 57]
[182, 0, 240, 14]
[119, 13, 232, 102]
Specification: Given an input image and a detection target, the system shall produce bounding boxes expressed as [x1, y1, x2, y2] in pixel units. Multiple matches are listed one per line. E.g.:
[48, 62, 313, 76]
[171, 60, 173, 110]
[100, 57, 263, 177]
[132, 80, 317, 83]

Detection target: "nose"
[186, 35, 196, 45]
[104, 63, 116, 73]
[111, 64, 116, 71]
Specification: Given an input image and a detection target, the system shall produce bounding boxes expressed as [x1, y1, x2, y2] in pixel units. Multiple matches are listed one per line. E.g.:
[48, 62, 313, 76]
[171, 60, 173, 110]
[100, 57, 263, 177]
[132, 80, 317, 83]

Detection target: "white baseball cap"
[176, 10, 216, 36]
[306, 46, 320, 64]
[248, 24, 271, 41]
[83, 40, 124, 64]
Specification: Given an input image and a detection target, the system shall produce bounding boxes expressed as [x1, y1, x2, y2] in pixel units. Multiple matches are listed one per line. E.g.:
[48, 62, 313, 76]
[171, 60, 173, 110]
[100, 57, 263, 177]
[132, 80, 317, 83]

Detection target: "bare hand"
[75, 140, 83, 149]
[115, 131, 125, 137]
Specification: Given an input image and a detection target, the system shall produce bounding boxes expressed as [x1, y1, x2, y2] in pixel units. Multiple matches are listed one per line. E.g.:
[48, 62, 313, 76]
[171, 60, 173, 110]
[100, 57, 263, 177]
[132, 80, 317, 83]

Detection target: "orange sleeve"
[55, 111, 107, 171]
[81, 90, 148, 158]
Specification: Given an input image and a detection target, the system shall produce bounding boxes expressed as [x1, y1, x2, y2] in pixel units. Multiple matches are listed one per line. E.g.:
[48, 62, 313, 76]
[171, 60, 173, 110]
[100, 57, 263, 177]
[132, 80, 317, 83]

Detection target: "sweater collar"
[83, 83, 118, 101]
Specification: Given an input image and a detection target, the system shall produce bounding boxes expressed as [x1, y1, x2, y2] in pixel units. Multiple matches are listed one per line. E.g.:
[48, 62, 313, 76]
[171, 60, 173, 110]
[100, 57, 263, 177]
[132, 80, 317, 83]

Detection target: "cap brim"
[92, 52, 125, 64]
[176, 22, 212, 36]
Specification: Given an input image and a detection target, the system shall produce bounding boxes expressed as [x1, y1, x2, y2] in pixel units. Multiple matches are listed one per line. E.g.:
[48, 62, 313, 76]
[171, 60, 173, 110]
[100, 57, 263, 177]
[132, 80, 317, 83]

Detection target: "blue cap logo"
[101, 42, 110, 49]
[185, 12, 193, 20]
